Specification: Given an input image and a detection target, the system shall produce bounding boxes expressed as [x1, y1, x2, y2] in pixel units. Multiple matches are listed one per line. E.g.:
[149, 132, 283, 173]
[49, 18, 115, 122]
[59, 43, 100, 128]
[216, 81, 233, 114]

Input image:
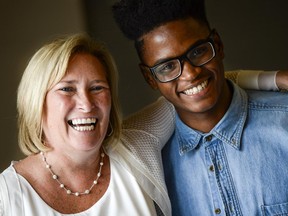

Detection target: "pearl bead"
[40, 149, 105, 197]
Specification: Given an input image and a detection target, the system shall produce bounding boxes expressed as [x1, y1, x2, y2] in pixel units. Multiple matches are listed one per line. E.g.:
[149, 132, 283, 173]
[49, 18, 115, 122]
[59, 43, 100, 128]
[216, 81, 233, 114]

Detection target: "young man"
[113, 0, 288, 215]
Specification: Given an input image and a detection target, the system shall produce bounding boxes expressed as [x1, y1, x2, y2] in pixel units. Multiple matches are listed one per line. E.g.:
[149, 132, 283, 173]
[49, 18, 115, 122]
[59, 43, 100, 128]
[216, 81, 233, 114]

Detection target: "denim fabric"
[162, 81, 288, 216]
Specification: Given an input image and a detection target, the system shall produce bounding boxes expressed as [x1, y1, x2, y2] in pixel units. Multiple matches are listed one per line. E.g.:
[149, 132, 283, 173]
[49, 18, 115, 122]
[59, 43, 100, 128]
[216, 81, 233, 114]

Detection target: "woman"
[0, 33, 286, 216]
[0, 33, 175, 215]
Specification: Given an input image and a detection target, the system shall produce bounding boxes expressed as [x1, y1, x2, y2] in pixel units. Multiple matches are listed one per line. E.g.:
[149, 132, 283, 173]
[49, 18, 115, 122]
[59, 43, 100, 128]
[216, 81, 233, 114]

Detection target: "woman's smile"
[68, 117, 97, 132]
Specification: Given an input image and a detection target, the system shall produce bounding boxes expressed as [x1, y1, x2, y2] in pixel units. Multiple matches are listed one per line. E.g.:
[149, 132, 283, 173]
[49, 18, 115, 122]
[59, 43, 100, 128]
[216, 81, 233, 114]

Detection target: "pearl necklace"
[40, 150, 105, 197]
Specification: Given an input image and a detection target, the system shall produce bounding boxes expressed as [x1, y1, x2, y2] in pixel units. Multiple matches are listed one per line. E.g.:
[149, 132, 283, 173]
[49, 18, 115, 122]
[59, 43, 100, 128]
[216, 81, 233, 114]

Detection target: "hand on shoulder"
[276, 70, 288, 90]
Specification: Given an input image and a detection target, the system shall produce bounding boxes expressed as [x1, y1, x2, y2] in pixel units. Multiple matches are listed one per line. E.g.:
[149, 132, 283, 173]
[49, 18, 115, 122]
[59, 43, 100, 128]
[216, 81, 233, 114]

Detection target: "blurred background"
[0, 0, 287, 170]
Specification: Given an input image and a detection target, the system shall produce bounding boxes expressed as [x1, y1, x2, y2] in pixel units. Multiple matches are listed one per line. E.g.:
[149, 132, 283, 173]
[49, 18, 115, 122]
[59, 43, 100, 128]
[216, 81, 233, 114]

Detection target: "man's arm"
[225, 70, 288, 91]
[276, 70, 288, 90]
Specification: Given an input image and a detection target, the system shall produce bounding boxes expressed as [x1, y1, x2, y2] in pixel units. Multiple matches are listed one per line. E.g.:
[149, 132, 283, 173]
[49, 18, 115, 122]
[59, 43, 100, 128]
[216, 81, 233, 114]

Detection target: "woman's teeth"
[68, 118, 97, 131]
[73, 125, 95, 131]
[71, 118, 96, 125]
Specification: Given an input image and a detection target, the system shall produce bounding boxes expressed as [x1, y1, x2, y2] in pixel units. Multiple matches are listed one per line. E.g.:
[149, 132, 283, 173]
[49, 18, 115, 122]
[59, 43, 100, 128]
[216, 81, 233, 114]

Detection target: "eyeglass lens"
[154, 42, 215, 82]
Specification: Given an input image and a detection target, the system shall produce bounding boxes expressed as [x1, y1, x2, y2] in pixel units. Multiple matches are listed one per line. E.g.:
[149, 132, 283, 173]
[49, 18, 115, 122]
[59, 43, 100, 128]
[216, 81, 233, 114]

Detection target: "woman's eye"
[91, 86, 105, 91]
[60, 87, 75, 92]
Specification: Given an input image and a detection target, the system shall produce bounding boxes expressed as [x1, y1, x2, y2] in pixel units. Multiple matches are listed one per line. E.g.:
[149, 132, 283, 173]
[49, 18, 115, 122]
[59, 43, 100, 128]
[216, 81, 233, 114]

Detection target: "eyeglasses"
[145, 29, 216, 83]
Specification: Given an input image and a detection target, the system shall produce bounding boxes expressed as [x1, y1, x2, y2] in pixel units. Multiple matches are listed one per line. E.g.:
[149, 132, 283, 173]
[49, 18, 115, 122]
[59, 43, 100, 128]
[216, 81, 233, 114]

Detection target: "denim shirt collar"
[175, 81, 248, 155]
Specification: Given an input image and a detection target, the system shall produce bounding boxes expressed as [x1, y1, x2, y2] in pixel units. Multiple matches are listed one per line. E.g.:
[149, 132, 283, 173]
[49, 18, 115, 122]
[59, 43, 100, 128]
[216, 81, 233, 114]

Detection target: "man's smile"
[182, 80, 208, 95]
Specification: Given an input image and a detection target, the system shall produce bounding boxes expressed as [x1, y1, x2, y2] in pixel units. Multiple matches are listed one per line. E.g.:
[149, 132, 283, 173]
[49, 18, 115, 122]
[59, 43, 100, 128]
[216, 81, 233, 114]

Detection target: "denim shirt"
[162, 81, 288, 216]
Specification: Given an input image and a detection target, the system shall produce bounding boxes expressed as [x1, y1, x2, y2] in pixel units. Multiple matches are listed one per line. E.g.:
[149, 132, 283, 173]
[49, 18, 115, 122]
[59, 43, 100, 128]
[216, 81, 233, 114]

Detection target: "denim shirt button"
[215, 208, 221, 214]
[206, 135, 213, 142]
[209, 165, 214, 172]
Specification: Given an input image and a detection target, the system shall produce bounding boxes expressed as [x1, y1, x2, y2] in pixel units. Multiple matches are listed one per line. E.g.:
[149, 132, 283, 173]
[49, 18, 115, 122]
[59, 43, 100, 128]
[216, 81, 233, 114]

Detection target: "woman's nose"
[77, 92, 95, 112]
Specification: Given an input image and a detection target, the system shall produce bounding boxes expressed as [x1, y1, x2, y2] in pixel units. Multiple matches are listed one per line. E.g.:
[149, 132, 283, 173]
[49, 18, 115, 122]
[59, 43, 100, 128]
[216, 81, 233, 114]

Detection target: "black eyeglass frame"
[145, 29, 217, 83]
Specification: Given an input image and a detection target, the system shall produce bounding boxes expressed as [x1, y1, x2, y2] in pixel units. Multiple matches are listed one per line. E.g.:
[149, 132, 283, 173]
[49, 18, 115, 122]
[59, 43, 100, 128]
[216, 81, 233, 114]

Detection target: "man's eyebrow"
[151, 37, 208, 67]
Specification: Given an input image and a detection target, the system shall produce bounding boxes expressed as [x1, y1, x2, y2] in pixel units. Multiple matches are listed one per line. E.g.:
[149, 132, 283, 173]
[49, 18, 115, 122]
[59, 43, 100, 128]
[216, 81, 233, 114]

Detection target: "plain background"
[0, 0, 287, 170]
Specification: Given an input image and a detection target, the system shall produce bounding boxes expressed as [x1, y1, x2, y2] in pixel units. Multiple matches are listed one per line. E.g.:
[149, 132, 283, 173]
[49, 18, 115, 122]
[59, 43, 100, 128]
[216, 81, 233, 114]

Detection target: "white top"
[0, 150, 157, 216]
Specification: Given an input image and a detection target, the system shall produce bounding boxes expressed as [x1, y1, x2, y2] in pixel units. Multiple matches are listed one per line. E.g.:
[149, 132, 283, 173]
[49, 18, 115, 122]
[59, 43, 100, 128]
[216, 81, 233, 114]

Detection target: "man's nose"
[178, 60, 202, 81]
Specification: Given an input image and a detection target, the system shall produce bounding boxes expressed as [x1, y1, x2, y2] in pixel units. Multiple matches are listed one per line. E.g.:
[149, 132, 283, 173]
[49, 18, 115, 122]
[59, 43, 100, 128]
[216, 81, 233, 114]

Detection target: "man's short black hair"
[112, 0, 209, 41]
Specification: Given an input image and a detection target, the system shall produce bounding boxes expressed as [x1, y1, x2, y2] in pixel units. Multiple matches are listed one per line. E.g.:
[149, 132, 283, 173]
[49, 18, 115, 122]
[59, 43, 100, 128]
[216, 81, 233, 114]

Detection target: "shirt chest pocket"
[261, 202, 288, 216]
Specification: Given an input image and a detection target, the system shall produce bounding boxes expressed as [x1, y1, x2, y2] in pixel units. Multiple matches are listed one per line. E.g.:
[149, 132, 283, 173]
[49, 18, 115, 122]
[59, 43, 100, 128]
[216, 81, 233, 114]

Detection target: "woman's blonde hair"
[17, 33, 122, 155]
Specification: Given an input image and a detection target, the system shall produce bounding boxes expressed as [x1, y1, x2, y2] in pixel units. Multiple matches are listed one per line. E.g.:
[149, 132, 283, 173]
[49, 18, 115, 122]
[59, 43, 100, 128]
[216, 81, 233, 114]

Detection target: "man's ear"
[213, 30, 225, 59]
[139, 64, 159, 90]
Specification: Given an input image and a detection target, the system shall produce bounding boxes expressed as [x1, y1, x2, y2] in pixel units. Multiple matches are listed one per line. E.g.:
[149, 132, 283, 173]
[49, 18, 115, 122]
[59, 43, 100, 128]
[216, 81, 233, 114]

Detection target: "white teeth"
[183, 80, 208, 95]
[71, 118, 96, 125]
[70, 118, 96, 132]
[74, 125, 95, 131]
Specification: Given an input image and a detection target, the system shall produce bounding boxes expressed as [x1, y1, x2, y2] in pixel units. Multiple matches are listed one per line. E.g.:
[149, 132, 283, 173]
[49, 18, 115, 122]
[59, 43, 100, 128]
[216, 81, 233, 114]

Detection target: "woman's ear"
[213, 30, 225, 59]
[139, 64, 159, 90]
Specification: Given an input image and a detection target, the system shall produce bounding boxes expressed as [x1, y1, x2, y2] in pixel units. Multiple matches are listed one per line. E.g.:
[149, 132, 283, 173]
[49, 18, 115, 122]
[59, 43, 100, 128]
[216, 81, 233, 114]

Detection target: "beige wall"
[0, 1, 87, 170]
